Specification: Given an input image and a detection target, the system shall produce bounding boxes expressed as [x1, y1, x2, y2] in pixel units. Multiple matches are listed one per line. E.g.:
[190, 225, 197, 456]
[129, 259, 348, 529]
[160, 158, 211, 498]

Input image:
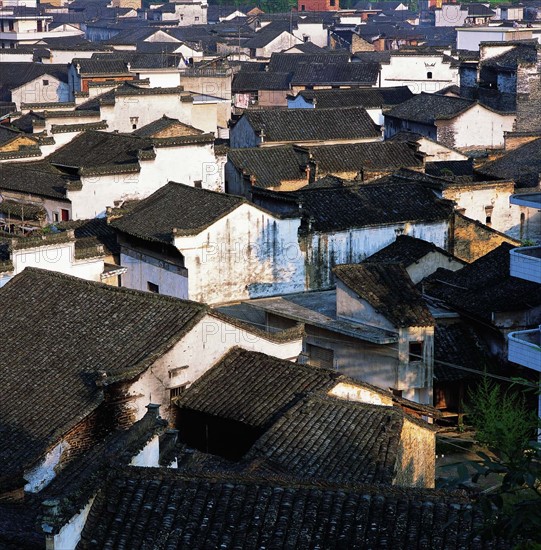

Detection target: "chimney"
[41, 499, 60, 550]
[95, 370, 107, 388]
[145, 403, 161, 419]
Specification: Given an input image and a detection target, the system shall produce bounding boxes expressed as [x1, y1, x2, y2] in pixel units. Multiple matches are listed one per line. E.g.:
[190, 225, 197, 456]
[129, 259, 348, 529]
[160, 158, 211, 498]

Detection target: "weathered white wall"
[176, 203, 305, 304]
[380, 55, 459, 93]
[24, 440, 68, 493]
[255, 31, 302, 58]
[417, 138, 468, 162]
[130, 70, 181, 88]
[293, 22, 327, 47]
[130, 435, 160, 467]
[405, 250, 464, 284]
[126, 314, 302, 421]
[11, 76, 70, 109]
[50, 497, 95, 550]
[305, 220, 450, 290]
[120, 248, 189, 299]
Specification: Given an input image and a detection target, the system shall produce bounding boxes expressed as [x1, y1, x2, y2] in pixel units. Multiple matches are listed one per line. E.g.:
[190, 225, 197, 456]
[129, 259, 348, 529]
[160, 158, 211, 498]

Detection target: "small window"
[427, 72, 433, 79]
[409, 341, 423, 362]
[485, 215, 492, 226]
[330, 0, 336, 5]
[307, 344, 334, 369]
[485, 206, 493, 226]
[43, 79, 49, 86]
[132, 123, 137, 130]
[53, 212, 59, 223]
[170, 384, 188, 402]
[194, 180, 202, 189]
[195, 16, 199, 21]
[301, 4, 306, 10]
[147, 282, 159, 293]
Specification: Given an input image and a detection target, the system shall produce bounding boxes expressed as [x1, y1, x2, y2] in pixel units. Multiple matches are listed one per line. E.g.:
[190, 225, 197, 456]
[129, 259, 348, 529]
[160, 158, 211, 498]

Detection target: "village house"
[0, 62, 69, 109]
[0, 124, 41, 161]
[33, 36, 115, 65]
[423, 242, 541, 362]
[287, 86, 413, 125]
[225, 141, 425, 195]
[0, 124, 220, 222]
[355, 50, 460, 93]
[68, 57, 135, 98]
[243, 22, 303, 58]
[384, 92, 516, 150]
[0, 267, 301, 501]
[230, 107, 381, 148]
[112, 178, 454, 304]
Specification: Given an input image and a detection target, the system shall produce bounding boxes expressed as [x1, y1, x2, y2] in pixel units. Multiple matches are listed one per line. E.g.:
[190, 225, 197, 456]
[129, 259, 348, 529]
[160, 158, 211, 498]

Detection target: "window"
[195, 16, 199, 21]
[170, 384, 188, 402]
[485, 205, 494, 226]
[409, 341, 423, 362]
[330, 0, 336, 5]
[427, 71, 433, 79]
[301, 4, 305, 10]
[132, 124, 137, 130]
[520, 212, 526, 240]
[194, 180, 202, 189]
[147, 282, 159, 293]
[53, 212, 59, 223]
[61, 208, 69, 221]
[307, 344, 334, 369]
[42, 79, 49, 86]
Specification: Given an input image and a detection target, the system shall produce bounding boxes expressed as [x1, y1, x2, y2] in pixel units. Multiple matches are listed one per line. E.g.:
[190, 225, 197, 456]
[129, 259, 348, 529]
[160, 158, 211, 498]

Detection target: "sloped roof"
[112, 181, 245, 242]
[243, 22, 296, 49]
[386, 93, 476, 124]
[0, 268, 207, 487]
[285, 180, 454, 232]
[423, 242, 541, 320]
[232, 70, 292, 92]
[132, 115, 204, 138]
[0, 161, 74, 200]
[245, 394, 403, 485]
[47, 130, 154, 175]
[77, 466, 502, 550]
[290, 61, 380, 86]
[267, 51, 350, 72]
[72, 57, 130, 76]
[365, 235, 463, 267]
[0, 62, 68, 90]
[334, 263, 435, 327]
[296, 86, 413, 108]
[241, 107, 380, 142]
[175, 347, 341, 429]
[227, 145, 307, 188]
[476, 137, 541, 188]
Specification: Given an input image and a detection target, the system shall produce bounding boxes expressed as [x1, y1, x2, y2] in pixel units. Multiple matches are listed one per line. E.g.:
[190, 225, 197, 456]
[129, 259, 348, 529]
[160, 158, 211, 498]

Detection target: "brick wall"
[452, 212, 520, 263]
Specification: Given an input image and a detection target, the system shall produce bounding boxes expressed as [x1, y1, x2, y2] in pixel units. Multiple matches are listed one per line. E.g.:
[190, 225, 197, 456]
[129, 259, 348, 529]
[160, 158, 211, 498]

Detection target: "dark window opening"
[170, 384, 188, 403]
[43, 79, 49, 86]
[409, 341, 423, 362]
[307, 344, 334, 369]
[132, 123, 137, 129]
[301, 3, 305, 9]
[194, 180, 202, 188]
[485, 215, 492, 225]
[147, 282, 159, 293]
[427, 71, 433, 79]
[520, 212, 526, 240]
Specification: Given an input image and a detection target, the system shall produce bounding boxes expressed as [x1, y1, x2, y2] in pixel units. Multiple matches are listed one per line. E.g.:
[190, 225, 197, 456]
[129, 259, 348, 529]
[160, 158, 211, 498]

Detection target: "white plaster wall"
[24, 440, 68, 493]
[176, 203, 305, 304]
[293, 22, 327, 48]
[445, 184, 521, 235]
[45, 50, 96, 65]
[444, 106, 515, 150]
[328, 382, 392, 406]
[11, 77, 70, 109]
[229, 116, 259, 148]
[12, 243, 104, 281]
[305, 221, 449, 289]
[51, 497, 95, 550]
[120, 249, 188, 299]
[405, 250, 464, 284]
[126, 314, 302, 421]
[380, 55, 459, 94]
[435, 5, 467, 27]
[257, 32, 302, 58]
[417, 138, 468, 162]
[132, 70, 181, 88]
[130, 435, 160, 467]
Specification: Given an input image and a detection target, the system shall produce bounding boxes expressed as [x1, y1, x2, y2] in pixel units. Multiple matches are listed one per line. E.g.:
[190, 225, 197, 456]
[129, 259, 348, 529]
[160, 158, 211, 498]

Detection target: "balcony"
[510, 246, 541, 284]
[508, 328, 541, 373]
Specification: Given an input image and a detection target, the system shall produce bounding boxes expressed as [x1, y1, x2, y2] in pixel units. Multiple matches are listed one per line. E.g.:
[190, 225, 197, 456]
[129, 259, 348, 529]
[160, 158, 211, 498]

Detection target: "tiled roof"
[227, 145, 307, 188]
[0, 62, 68, 90]
[72, 57, 131, 76]
[175, 347, 341, 429]
[0, 268, 206, 486]
[245, 394, 403, 485]
[423, 243, 541, 321]
[365, 235, 463, 267]
[285, 180, 454, 232]
[0, 161, 74, 200]
[77, 466, 504, 550]
[334, 263, 435, 327]
[91, 51, 182, 70]
[132, 115, 204, 138]
[267, 51, 350, 73]
[290, 61, 380, 86]
[296, 86, 413, 108]
[242, 107, 380, 143]
[56, 217, 120, 255]
[243, 22, 295, 49]
[0, 200, 46, 221]
[232, 70, 292, 92]
[112, 181, 245, 242]
[475, 138, 541, 188]
[434, 323, 489, 383]
[425, 160, 474, 179]
[481, 42, 538, 69]
[305, 141, 423, 173]
[386, 93, 476, 125]
[48, 130, 154, 175]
